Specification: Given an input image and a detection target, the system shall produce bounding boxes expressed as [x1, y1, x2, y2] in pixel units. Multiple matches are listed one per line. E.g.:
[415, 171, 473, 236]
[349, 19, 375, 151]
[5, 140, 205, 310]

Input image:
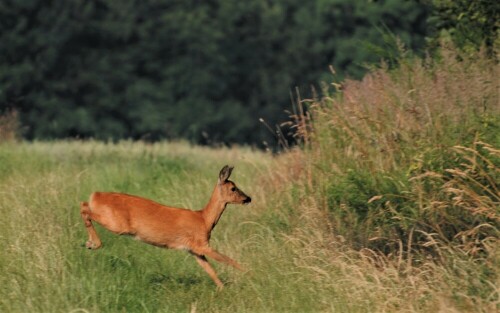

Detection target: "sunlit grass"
[0, 136, 497, 312]
[0, 141, 276, 312]
[1, 45, 498, 312]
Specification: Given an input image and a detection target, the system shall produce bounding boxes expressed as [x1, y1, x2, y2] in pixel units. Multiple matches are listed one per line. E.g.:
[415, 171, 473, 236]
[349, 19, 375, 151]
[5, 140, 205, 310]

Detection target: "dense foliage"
[0, 0, 430, 145]
[291, 44, 499, 300]
[427, 0, 500, 55]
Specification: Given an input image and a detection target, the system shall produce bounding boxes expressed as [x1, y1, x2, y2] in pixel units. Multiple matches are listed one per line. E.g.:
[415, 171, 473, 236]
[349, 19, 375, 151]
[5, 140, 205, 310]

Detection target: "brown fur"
[80, 165, 251, 289]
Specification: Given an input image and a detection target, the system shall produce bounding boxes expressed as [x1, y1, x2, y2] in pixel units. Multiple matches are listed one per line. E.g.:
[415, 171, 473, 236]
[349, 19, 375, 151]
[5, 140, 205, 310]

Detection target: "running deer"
[80, 165, 251, 289]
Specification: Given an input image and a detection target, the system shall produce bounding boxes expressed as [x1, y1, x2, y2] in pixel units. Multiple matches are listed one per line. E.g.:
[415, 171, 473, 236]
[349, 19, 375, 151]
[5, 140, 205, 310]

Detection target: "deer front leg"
[192, 246, 244, 271]
[80, 202, 102, 249]
[192, 254, 224, 290]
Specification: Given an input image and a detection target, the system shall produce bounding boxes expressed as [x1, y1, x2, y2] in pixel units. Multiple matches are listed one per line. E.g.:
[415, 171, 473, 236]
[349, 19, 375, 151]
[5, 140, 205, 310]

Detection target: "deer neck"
[201, 186, 227, 232]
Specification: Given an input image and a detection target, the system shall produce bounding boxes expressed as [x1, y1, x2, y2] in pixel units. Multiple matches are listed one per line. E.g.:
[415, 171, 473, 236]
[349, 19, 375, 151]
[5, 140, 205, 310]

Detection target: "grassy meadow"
[0, 141, 279, 312]
[1, 46, 499, 312]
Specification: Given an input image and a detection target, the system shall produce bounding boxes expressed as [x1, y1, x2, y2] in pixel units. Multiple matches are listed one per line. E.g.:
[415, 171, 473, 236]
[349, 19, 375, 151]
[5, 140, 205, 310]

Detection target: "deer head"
[218, 165, 251, 205]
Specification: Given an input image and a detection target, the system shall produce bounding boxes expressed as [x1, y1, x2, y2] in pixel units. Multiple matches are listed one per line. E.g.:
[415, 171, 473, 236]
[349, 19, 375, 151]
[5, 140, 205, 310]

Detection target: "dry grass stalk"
[0, 110, 20, 142]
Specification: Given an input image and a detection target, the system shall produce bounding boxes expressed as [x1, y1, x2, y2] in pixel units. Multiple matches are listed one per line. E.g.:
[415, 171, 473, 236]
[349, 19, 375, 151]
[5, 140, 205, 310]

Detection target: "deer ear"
[218, 165, 234, 184]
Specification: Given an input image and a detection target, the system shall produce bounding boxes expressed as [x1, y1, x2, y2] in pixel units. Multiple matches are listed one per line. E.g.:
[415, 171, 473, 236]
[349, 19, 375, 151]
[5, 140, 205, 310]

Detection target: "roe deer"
[80, 165, 251, 289]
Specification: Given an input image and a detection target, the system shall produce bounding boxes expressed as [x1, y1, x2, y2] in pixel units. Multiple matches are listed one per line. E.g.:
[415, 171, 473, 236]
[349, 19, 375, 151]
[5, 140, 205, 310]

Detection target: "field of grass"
[0, 141, 282, 312]
[2, 141, 365, 312]
[1, 46, 498, 312]
[0, 141, 497, 312]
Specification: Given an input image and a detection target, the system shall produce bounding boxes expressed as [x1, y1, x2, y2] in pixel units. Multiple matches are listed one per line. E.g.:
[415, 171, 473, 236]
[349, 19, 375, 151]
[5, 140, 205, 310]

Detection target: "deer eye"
[231, 187, 236, 192]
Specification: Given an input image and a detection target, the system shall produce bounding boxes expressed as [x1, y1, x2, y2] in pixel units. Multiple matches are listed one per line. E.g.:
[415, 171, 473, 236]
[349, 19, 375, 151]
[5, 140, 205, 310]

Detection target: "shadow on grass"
[148, 273, 208, 289]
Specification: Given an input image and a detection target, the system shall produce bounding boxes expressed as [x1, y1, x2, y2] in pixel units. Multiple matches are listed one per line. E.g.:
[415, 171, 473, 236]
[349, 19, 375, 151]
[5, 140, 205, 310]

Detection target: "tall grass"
[281, 44, 499, 310]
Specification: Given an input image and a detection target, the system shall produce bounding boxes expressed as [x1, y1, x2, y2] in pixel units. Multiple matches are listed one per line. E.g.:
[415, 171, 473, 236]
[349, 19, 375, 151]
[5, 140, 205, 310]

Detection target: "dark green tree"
[426, 0, 500, 55]
[0, 0, 431, 146]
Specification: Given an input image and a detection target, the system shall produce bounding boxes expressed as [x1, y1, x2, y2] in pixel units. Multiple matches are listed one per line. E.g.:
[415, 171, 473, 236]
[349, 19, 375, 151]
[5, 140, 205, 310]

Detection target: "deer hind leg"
[80, 202, 102, 249]
[192, 254, 224, 290]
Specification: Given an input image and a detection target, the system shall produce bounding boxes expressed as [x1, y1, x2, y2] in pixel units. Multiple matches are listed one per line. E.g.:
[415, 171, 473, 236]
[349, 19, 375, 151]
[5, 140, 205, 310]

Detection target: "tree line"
[2, 0, 493, 146]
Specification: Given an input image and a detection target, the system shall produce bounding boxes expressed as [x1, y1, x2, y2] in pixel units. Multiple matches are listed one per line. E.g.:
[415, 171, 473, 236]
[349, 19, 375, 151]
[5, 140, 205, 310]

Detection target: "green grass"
[0, 141, 352, 312]
[1, 46, 498, 313]
[1, 140, 497, 312]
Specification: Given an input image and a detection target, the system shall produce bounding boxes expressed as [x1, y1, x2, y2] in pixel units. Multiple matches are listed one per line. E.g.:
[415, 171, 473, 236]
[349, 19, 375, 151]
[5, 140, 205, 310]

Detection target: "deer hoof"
[85, 240, 100, 249]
